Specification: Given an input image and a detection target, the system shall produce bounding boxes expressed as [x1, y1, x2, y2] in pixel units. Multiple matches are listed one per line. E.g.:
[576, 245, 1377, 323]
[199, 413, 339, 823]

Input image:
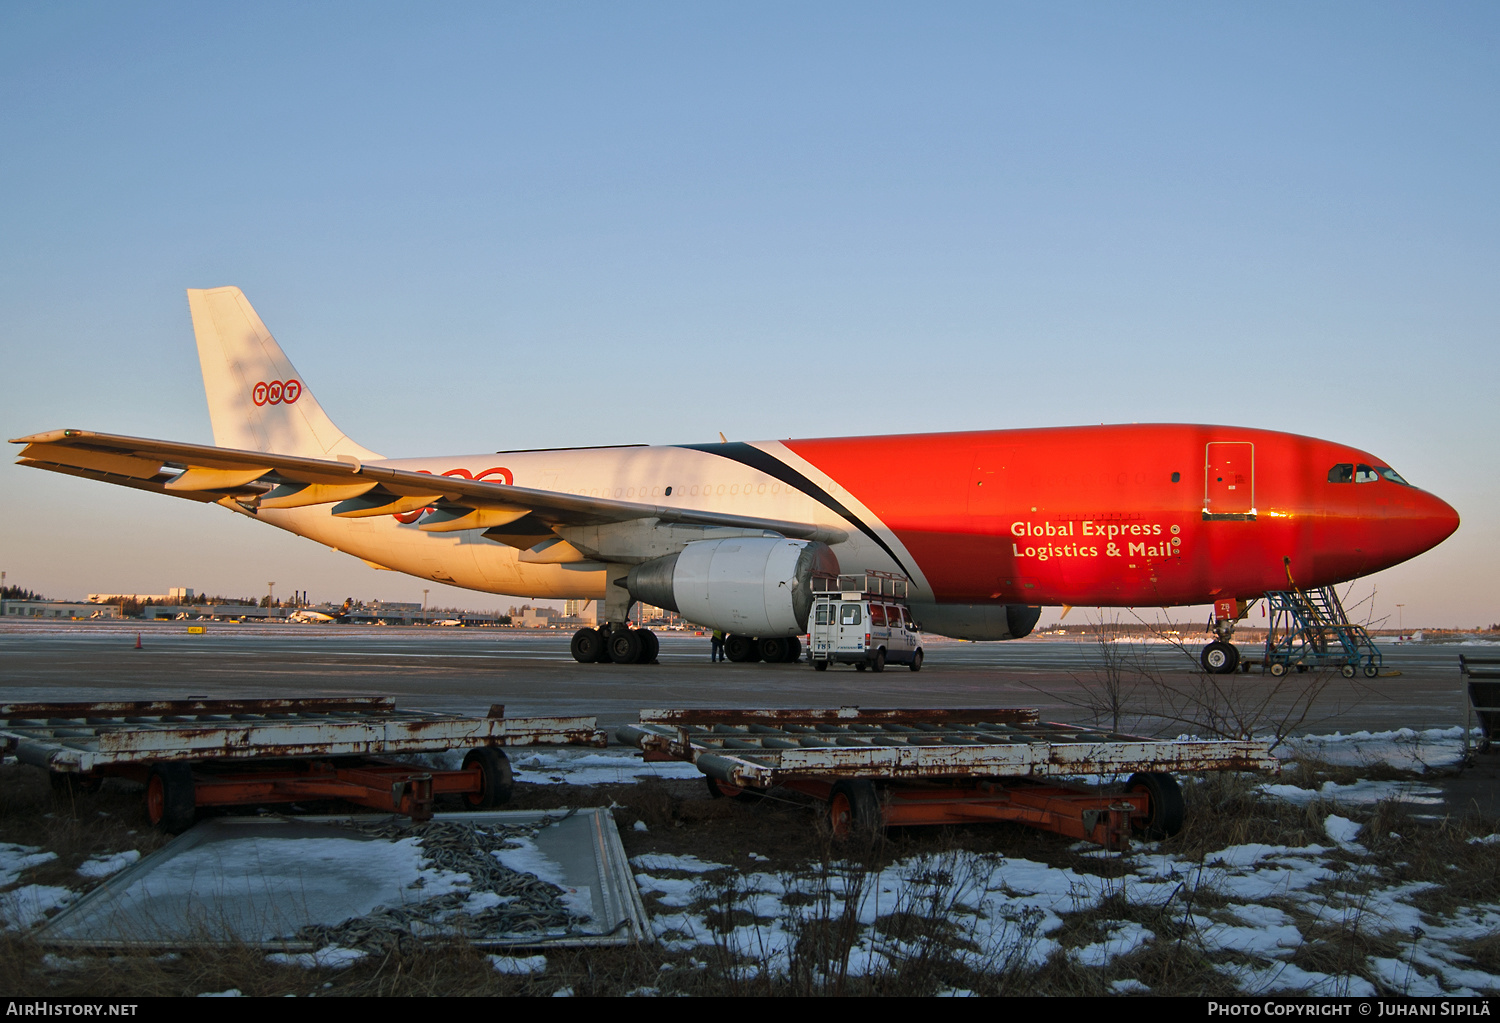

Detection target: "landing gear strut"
[1201, 599, 1247, 675]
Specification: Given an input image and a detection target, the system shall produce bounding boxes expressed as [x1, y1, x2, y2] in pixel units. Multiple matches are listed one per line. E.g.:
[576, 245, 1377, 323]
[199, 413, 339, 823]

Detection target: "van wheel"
[909, 649, 923, 672]
[813, 659, 829, 671]
[854, 662, 867, 671]
[871, 650, 886, 673]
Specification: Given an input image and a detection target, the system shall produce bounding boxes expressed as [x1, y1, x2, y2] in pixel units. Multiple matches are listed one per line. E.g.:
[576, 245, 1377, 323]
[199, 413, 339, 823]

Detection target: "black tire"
[146, 763, 196, 834]
[785, 637, 802, 662]
[909, 649, 923, 672]
[636, 628, 659, 664]
[854, 662, 867, 671]
[592, 627, 612, 662]
[1341, 664, 1356, 679]
[758, 637, 788, 663]
[704, 775, 761, 802]
[725, 634, 753, 662]
[607, 629, 643, 664]
[871, 649, 886, 673]
[813, 658, 829, 671]
[1125, 772, 1184, 840]
[1269, 661, 1288, 678]
[1200, 641, 1240, 674]
[1363, 663, 1379, 678]
[570, 627, 603, 664]
[828, 779, 882, 841]
[462, 747, 514, 808]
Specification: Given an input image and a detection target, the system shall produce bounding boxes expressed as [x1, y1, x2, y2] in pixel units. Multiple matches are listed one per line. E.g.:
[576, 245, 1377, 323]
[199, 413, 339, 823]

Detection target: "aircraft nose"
[1391, 489, 1461, 562]
[1421, 491, 1461, 551]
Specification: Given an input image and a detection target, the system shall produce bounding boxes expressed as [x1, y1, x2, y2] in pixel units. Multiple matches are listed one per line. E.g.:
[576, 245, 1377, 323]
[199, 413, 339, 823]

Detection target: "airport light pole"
[268, 582, 275, 612]
[422, 589, 429, 625]
[1397, 604, 1405, 635]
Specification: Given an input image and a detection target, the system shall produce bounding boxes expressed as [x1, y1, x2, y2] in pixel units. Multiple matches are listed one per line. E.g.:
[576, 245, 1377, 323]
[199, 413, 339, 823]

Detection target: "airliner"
[12, 287, 1460, 671]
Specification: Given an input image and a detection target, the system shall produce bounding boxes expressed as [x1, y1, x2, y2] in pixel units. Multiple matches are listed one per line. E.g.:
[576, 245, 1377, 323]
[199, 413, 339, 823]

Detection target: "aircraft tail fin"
[187, 287, 382, 460]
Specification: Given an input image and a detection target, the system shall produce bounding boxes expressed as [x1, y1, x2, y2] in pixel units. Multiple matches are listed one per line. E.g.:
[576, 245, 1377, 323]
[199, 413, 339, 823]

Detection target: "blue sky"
[1, 3, 1496, 625]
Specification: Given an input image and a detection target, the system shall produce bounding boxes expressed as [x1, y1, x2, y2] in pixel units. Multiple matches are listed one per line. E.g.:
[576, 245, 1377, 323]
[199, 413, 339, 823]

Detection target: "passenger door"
[1204, 442, 1255, 520]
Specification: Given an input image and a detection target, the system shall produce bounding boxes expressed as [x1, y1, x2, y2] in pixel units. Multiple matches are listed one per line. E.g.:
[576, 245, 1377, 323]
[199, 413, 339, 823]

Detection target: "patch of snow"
[1071, 921, 1154, 967]
[551, 986, 574, 997]
[0, 884, 76, 930]
[1368, 956, 1448, 996]
[265, 946, 367, 970]
[1219, 961, 1376, 997]
[630, 853, 730, 874]
[492, 836, 593, 919]
[489, 954, 547, 975]
[196, 989, 243, 997]
[0, 843, 58, 886]
[77, 850, 141, 879]
[1324, 814, 1366, 852]
[1260, 779, 1443, 806]
[633, 820, 648, 832]
[1110, 978, 1151, 993]
[1469, 834, 1500, 846]
[40, 954, 89, 971]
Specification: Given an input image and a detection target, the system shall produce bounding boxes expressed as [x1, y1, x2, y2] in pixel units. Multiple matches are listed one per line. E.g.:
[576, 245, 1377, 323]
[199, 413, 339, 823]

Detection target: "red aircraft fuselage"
[785, 423, 1459, 608]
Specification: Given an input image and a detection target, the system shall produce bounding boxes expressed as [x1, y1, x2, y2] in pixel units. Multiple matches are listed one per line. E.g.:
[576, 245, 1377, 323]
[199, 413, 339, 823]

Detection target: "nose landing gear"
[1200, 597, 1250, 675]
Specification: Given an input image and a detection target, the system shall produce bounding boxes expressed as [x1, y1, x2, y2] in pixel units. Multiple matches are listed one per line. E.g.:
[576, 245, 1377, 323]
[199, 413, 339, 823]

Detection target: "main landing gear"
[570, 625, 659, 665]
[724, 635, 803, 664]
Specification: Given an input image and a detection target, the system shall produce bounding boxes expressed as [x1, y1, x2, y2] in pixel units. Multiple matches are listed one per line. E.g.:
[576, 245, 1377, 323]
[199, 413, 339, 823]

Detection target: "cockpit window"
[1327, 464, 1353, 483]
[1355, 464, 1379, 483]
[1377, 466, 1411, 487]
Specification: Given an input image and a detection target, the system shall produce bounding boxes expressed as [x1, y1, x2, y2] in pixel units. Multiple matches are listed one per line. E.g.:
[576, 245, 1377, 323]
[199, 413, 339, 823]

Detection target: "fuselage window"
[1327, 464, 1354, 484]
[840, 604, 862, 626]
[1355, 464, 1379, 484]
[1377, 466, 1411, 487]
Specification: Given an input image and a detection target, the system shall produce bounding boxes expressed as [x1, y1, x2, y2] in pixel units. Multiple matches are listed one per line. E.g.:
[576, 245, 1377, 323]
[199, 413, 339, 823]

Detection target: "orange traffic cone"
[134, 633, 142, 650]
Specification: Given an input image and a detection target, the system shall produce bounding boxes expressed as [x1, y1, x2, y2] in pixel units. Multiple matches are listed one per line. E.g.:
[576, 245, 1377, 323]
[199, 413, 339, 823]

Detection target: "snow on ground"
[1, 885, 76, 930]
[0, 843, 57, 886]
[1285, 726, 1481, 772]
[76, 850, 141, 878]
[489, 954, 548, 975]
[511, 749, 703, 785]
[265, 946, 368, 969]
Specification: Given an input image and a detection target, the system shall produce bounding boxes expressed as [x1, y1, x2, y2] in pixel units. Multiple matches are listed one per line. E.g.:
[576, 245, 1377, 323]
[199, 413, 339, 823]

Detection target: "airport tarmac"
[0, 621, 1486, 739]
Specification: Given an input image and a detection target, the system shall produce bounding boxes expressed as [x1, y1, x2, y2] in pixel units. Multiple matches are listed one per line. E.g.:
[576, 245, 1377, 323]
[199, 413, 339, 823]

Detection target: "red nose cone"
[1423, 492, 1461, 551]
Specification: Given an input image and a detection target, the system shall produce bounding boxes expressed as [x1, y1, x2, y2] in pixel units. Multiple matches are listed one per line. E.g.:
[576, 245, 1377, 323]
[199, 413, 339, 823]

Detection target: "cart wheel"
[1125, 772, 1184, 840]
[1269, 661, 1287, 677]
[871, 650, 886, 673]
[1296, 663, 1308, 673]
[1363, 663, 1380, 679]
[49, 771, 103, 796]
[909, 649, 923, 672]
[146, 764, 197, 834]
[827, 780, 882, 841]
[462, 747, 515, 808]
[704, 775, 761, 802]
[1341, 664, 1356, 679]
[813, 658, 829, 671]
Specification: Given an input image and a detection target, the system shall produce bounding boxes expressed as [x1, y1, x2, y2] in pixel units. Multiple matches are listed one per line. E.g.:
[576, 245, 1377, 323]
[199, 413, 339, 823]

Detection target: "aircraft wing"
[10, 429, 848, 547]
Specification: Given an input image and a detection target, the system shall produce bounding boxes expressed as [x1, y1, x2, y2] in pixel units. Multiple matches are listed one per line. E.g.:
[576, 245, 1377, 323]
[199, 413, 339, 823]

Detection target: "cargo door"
[1204, 442, 1255, 520]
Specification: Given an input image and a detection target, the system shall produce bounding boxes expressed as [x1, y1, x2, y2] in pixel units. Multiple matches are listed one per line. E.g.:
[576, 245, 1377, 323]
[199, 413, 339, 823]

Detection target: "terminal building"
[5, 601, 121, 619]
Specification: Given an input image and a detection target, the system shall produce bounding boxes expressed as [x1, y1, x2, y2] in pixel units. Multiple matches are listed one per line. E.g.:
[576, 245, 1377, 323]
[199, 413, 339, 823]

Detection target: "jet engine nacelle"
[626, 537, 839, 636]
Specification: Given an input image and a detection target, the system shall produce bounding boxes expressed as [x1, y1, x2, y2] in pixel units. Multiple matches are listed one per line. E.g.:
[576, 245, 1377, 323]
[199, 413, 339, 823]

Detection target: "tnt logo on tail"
[252, 379, 302, 406]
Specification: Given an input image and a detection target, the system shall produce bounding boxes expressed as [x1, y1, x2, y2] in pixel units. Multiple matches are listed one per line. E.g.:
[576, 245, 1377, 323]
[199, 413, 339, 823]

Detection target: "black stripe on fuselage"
[675, 442, 912, 578]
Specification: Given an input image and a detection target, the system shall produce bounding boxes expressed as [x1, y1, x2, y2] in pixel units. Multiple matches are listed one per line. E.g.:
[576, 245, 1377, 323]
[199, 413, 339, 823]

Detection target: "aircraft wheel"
[1363, 663, 1380, 678]
[909, 649, 923, 672]
[828, 780, 882, 841]
[725, 634, 753, 662]
[813, 658, 829, 671]
[871, 649, 886, 673]
[635, 628, 659, 664]
[462, 746, 514, 808]
[1200, 641, 1239, 674]
[784, 637, 802, 662]
[1125, 772, 1184, 840]
[1269, 661, 1288, 677]
[570, 627, 603, 664]
[146, 763, 196, 834]
[757, 637, 788, 662]
[1341, 664, 1356, 679]
[607, 629, 643, 664]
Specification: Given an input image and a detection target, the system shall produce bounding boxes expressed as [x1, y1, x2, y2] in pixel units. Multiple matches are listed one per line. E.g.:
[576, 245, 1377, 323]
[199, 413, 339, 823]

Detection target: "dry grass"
[3, 757, 1498, 996]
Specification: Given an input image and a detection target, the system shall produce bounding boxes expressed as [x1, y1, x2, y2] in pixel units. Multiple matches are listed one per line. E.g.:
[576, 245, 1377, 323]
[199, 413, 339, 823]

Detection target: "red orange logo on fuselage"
[392, 467, 514, 523]
[252, 379, 302, 406]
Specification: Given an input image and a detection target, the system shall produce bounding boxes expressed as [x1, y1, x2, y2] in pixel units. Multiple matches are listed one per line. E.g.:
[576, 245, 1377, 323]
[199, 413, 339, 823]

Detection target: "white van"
[808, 572, 923, 672]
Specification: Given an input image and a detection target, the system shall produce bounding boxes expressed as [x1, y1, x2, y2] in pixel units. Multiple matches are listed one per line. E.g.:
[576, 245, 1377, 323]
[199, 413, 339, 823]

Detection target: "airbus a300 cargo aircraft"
[12, 288, 1459, 671]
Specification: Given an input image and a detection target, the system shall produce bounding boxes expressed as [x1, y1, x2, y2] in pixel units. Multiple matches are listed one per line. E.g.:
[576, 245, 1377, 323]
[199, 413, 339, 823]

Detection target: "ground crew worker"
[711, 629, 726, 662]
